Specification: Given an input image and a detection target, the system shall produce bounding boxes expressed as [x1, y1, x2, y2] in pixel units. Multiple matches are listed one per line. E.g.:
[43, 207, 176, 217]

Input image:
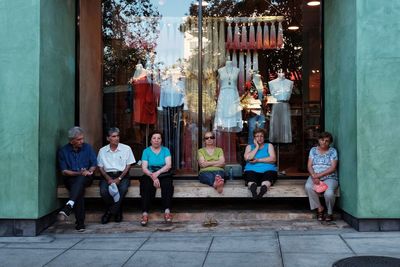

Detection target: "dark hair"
[318, 131, 333, 143]
[107, 127, 120, 137]
[253, 128, 266, 137]
[150, 129, 163, 140]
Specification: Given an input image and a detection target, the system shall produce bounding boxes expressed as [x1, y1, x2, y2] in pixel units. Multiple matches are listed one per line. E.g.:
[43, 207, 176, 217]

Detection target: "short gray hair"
[68, 126, 84, 140]
[107, 127, 120, 137]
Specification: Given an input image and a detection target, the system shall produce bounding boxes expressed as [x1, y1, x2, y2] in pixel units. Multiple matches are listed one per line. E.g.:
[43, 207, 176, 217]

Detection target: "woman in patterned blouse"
[305, 132, 339, 222]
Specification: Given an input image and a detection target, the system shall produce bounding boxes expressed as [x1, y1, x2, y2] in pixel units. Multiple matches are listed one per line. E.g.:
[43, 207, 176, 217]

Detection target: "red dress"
[132, 76, 157, 124]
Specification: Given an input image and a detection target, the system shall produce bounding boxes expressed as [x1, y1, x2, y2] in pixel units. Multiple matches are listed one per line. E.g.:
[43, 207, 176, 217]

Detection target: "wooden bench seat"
[57, 179, 340, 198]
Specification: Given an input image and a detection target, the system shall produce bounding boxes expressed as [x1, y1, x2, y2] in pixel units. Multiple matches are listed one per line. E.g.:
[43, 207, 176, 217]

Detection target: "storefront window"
[100, 0, 321, 175]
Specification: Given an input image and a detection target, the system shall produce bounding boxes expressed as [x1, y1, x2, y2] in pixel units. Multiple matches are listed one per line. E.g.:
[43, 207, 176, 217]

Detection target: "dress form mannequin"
[268, 70, 293, 143]
[131, 63, 157, 146]
[133, 64, 149, 81]
[214, 60, 242, 163]
[214, 60, 242, 132]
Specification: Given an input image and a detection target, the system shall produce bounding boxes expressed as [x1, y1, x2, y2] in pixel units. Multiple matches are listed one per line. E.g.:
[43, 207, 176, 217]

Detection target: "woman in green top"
[198, 131, 226, 193]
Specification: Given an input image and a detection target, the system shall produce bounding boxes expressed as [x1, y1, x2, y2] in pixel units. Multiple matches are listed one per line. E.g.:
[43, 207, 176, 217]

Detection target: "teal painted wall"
[355, 0, 400, 218]
[0, 0, 40, 218]
[38, 0, 75, 217]
[0, 0, 75, 219]
[325, 0, 400, 218]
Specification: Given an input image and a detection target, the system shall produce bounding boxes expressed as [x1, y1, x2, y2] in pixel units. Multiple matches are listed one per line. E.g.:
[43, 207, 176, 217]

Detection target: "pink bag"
[313, 181, 328, 193]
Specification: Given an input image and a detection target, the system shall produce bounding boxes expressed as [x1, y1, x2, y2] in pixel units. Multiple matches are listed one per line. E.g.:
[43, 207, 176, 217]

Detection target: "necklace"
[225, 66, 234, 85]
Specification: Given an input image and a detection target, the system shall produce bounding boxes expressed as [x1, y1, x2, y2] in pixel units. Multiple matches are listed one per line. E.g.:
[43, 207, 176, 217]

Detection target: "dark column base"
[342, 211, 400, 231]
[0, 211, 58, 236]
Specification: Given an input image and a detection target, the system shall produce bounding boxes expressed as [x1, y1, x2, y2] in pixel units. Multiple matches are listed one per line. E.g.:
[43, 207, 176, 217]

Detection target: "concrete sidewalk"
[1, 229, 400, 267]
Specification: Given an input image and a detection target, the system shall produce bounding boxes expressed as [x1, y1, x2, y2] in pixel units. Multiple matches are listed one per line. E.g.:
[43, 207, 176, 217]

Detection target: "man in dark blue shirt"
[58, 126, 97, 232]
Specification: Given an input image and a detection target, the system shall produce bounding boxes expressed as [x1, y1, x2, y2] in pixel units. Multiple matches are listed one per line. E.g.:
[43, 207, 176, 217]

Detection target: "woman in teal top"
[243, 128, 277, 199]
[198, 131, 226, 193]
[140, 130, 173, 226]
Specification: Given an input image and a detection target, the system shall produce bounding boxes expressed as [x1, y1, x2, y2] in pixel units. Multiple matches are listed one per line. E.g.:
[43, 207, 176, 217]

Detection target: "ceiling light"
[288, 22, 299, 30]
[307, 1, 320, 6]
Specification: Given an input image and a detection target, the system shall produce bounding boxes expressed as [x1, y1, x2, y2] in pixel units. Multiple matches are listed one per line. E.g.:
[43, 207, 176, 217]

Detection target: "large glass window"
[100, 0, 322, 175]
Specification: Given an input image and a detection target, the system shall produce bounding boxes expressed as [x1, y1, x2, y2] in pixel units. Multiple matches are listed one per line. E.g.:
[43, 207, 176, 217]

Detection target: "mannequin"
[159, 66, 187, 170]
[214, 60, 242, 163]
[131, 64, 157, 146]
[268, 70, 293, 143]
[245, 74, 266, 144]
[133, 64, 149, 81]
[214, 60, 243, 132]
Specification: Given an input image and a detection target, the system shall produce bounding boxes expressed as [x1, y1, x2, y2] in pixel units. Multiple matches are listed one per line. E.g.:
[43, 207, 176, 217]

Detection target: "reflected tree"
[102, 0, 160, 86]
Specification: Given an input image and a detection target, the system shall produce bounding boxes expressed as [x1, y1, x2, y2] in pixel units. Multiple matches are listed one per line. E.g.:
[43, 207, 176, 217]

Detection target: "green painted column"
[325, 0, 400, 223]
[0, 0, 75, 234]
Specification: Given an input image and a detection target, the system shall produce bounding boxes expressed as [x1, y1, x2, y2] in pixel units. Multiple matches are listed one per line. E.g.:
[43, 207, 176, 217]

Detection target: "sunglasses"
[204, 136, 215, 140]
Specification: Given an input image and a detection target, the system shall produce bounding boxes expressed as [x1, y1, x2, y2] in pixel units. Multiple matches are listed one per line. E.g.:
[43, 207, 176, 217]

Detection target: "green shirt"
[198, 147, 224, 173]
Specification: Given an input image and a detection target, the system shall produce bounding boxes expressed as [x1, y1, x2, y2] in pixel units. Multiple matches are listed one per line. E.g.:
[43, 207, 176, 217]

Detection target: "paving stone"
[4, 238, 81, 249]
[204, 252, 281, 267]
[343, 237, 400, 254]
[125, 251, 206, 267]
[140, 236, 212, 252]
[210, 235, 279, 253]
[282, 253, 354, 267]
[0, 236, 54, 243]
[46, 249, 133, 267]
[0, 248, 64, 267]
[279, 235, 352, 253]
[71, 237, 147, 250]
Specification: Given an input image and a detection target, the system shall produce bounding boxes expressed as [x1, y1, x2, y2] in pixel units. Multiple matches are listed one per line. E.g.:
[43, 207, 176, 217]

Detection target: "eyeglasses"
[204, 136, 215, 140]
[254, 135, 264, 138]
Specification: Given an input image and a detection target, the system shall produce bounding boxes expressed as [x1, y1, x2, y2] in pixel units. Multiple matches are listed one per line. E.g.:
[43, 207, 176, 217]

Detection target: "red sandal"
[140, 215, 148, 226]
[164, 213, 173, 223]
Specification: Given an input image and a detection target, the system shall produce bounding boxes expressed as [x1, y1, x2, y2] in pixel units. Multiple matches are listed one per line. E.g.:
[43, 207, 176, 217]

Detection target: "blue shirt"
[141, 146, 171, 171]
[58, 143, 97, 172]
[309, 146, 338, 180]
[244, 144, 277, 173]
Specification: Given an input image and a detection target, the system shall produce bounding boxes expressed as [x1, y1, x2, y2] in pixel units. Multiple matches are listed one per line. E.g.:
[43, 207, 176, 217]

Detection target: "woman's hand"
[152, 178, 160, 188]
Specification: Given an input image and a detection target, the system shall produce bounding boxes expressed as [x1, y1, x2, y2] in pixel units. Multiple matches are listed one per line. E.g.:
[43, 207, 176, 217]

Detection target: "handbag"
[313, 181, 328, 193]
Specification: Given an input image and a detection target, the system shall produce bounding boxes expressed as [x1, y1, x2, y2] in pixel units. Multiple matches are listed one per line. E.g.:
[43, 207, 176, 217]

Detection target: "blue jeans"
[199, 170, 225, 186]
[248, 114, 266, 144]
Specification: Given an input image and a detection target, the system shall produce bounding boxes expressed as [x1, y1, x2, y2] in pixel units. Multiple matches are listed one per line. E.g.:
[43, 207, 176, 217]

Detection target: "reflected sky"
[150, 0, 192, 17]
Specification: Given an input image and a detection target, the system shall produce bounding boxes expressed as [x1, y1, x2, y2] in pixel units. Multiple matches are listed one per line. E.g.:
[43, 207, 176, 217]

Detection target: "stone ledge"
[58, 179, 340, 198]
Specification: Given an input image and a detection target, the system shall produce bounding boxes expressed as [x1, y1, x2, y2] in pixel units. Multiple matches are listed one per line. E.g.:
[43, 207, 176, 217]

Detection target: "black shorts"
[243, 170, 277, 186]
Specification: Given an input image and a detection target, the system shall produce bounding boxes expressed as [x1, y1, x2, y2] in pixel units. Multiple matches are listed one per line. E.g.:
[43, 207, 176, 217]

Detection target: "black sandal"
[316, 210, 325, 221]
[258, 185, 268, 199]
[325, 214, 333, 222]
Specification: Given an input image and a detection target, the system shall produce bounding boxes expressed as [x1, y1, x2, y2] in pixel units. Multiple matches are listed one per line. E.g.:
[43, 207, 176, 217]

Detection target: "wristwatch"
[118, 177, 122, 181]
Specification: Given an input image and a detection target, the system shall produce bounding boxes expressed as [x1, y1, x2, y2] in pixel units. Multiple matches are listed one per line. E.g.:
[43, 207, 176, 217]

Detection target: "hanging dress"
[132, 76, 157, 124]
[238, 51, 245, 94]
[248, 22, 256, 50]
[263, 22, 270, 50]
[240, 23, 248, 50]
[269, 21, 277, 49]
[277, 21, 284, 49]
[233, 22, 240, 50]
[256, 22, 263, 50]
[226, 21, 233, 50]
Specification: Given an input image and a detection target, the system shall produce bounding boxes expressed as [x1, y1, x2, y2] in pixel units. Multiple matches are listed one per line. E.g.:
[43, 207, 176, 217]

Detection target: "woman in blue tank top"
[243, 128, 277, 199]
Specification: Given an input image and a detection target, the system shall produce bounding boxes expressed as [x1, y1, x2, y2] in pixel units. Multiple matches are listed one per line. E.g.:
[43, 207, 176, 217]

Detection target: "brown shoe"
[316, 210, 325, 221]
